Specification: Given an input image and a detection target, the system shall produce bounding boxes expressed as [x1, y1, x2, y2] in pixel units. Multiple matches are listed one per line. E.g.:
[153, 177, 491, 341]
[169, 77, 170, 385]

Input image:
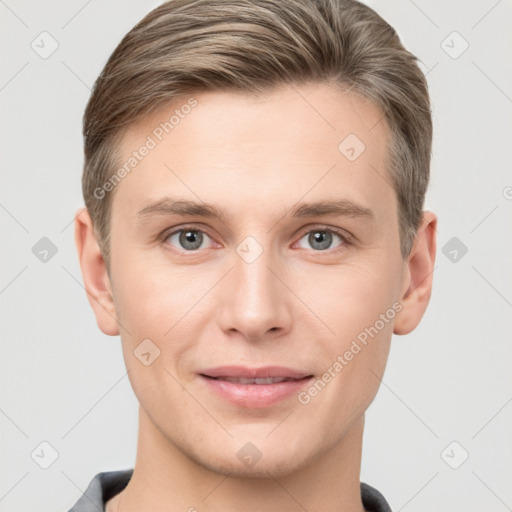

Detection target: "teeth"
[220, 376, 291, 384]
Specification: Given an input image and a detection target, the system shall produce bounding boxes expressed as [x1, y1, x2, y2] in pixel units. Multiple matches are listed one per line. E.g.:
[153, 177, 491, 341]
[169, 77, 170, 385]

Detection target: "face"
[102, 83, 410, 477]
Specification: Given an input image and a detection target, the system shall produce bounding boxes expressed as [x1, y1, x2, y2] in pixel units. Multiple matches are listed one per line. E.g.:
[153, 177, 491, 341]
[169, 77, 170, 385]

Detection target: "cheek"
[112, 248, 211, 336]
[290, 257, 400, 345]
[111, 252, 217, 390]
[298, 314, 392, 435]
[290, 258, 397, 415]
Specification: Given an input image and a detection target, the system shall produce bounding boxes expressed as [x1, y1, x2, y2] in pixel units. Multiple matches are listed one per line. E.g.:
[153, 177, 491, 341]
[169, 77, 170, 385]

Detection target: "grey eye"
[168, 229, 210, 251]
[297, 230, 343, 251]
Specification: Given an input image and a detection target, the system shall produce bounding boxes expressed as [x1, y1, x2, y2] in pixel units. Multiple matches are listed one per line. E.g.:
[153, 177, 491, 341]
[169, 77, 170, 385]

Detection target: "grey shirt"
[67, 469, 392, 512]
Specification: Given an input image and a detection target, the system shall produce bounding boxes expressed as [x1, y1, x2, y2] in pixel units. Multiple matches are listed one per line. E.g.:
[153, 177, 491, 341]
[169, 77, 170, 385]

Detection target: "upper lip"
[200, 365, 311, 380]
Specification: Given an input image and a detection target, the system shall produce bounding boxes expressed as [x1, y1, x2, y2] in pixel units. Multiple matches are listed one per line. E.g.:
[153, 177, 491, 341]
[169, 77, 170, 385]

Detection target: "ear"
[393, 210, 437, 335]
[74, 207, 120, 336]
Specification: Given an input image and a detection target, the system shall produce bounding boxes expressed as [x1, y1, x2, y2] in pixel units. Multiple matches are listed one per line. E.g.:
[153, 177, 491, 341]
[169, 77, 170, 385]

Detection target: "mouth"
[201, 375, 304, 385]
[198, 366, 313, 408]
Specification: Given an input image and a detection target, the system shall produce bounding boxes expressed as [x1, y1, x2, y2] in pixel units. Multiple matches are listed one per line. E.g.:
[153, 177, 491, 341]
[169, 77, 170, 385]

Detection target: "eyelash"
[159, 224, 353, 254]
[295, 225, 353, 253]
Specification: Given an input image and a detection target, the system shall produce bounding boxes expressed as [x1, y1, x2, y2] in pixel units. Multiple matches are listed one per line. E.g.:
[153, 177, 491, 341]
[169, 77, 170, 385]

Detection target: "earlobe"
[74, 207, 120, 336]
[393, 211, 437, 336]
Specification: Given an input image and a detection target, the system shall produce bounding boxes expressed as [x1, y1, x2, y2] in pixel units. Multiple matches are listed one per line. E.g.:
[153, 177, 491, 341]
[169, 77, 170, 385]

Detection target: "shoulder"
[67, 469, 133, 512]
[361, 482, 393, 512]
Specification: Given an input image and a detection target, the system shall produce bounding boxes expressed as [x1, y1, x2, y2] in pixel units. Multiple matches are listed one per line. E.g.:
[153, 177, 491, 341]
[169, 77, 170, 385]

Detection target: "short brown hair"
[82, 0, 432, 274]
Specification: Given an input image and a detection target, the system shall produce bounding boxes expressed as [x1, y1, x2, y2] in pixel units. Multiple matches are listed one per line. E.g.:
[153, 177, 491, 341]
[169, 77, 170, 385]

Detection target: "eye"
[164, 228, 215, 251]
[296, 227, 348, 252]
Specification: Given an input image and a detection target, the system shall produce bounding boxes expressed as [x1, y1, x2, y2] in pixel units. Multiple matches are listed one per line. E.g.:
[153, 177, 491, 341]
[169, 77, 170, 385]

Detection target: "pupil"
[310, 231, 331, 250]
[180, 230, 203, 250]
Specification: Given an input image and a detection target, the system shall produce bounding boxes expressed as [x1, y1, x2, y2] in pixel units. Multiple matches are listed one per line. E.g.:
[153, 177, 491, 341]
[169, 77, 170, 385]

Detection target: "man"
[72, 0, 437, 510]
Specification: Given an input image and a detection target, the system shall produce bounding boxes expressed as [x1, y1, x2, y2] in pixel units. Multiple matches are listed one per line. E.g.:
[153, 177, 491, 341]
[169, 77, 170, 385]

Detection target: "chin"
[188, 436, 314, 480]
[200, 453, 307, 479]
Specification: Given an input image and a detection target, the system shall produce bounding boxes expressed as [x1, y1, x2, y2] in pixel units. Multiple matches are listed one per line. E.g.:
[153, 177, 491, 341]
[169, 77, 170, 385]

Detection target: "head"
[75, 0, 437, 478]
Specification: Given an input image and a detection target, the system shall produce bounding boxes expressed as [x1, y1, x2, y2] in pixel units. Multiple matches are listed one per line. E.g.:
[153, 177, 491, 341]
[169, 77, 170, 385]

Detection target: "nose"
[215, 242, 293, 342]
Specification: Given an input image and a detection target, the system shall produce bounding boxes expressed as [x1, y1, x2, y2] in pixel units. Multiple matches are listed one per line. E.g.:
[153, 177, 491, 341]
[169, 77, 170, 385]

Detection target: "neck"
[114, 407, 367, 512]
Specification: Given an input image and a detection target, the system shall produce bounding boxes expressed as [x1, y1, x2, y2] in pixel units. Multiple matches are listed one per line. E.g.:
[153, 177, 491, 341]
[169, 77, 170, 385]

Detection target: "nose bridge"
[217, 233, 292, 340]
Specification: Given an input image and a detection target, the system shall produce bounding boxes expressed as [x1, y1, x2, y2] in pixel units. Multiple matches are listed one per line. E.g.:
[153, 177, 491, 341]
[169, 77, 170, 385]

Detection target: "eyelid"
[159, 224, 218, 250]
[294, 223, 355, 244]
[159, 223, 355, 252]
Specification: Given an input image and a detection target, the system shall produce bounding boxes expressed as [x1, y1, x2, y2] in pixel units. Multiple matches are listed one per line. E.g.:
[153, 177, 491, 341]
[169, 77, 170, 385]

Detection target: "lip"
[199, 366, 313, 408]
[200, 365, 310, 379]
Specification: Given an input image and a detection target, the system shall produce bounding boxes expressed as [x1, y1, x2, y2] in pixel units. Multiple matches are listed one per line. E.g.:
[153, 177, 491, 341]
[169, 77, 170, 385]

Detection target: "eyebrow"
[136, 198, 375, 224]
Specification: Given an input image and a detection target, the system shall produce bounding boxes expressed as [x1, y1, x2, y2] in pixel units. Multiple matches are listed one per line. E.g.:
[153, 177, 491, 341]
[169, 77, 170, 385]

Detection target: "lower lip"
[199, 375, 313, 408]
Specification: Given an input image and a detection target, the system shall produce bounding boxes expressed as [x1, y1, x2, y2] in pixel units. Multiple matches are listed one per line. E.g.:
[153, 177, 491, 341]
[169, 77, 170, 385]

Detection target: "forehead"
[112, 82, 394, 224]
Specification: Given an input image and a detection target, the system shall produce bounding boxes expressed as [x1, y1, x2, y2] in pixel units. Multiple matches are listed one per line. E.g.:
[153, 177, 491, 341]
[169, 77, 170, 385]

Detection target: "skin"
[75, 82, 437, 512]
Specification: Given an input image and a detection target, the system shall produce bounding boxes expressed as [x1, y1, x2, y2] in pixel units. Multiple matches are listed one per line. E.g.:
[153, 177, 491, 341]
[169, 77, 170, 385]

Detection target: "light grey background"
[1, 1, 511, 511]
